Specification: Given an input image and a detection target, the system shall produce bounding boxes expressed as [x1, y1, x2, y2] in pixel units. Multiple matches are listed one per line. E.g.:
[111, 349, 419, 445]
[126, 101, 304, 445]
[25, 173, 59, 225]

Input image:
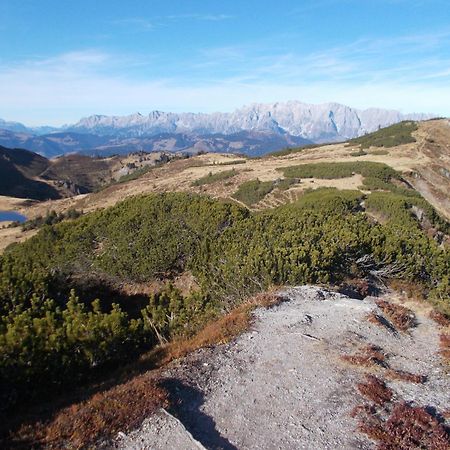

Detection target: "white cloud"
[0, 29, 449, 126]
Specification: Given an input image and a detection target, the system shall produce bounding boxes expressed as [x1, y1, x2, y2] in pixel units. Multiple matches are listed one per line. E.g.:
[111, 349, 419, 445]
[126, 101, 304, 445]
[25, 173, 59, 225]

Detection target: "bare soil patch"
[116, 286, 449, 449]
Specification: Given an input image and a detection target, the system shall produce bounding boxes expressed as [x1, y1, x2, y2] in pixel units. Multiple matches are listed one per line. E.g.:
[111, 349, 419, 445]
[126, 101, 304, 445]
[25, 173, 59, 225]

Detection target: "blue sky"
[1, 0, 450, 125]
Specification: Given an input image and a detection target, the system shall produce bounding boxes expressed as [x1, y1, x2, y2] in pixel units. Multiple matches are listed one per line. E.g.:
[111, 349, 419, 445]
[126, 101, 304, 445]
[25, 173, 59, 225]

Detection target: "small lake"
[0, 211, 27, 223]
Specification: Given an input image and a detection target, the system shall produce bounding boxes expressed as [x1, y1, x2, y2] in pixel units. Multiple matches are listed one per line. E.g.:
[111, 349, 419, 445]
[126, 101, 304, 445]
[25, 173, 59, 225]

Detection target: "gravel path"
[115, 286, 449, 450]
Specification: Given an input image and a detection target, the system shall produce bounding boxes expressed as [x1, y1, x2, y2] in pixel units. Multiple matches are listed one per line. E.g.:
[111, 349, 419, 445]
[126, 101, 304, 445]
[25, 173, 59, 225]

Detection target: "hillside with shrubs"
[1, 182, 449, 417]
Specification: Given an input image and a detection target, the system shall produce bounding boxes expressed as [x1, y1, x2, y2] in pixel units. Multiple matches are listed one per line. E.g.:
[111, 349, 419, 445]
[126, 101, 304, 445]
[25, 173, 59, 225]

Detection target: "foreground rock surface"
[115, 286, 449, 450]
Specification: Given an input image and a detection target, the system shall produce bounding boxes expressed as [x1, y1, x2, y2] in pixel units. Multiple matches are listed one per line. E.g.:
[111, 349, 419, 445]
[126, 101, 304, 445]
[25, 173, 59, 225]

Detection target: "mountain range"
[0, 101, 434, 157]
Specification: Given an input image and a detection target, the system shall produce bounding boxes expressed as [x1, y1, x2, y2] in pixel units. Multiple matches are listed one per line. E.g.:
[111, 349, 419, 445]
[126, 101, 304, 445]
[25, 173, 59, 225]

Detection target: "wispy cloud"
[165, 13, 233, 21]
[112, 13, 233, 32]
[1, 28, 449, 125]
[111, 18, 155, 30]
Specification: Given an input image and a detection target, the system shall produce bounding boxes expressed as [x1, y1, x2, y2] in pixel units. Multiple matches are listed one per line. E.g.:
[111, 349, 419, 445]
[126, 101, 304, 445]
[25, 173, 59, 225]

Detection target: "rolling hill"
[0, 145, 60, 200]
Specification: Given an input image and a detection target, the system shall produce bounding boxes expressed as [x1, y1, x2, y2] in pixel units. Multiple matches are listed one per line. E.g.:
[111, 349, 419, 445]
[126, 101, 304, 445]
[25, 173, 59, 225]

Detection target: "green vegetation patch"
[278, 161, 398, 181]
[19, 209, 82, 231]
[369, 149, 389, 156]
[290, 188, 364, 213]
[0, 188, 449, 416]
[231, 179, 275, 206]
[266, 143, 324, 157]
[217, 159, 247, 166]
[348, 121, 418, 149]
[275, 178, 299, 191]
[350, 149, 368, 157]
[192, 169, 238, 186]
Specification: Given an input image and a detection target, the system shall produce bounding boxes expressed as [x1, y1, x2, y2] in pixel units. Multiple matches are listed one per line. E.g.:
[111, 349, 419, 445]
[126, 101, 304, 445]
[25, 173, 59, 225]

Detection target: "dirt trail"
[115, 286, 449, 450]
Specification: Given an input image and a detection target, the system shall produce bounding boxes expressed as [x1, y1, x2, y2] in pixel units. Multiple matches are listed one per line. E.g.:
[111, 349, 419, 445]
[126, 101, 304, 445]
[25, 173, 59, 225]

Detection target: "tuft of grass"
[342, 343, 425, 384]
[357, 375, 393, 406]
[191, 169, 238, 186]
[366, 311, 390, 330]
[375, 299, 416, 332]
[231, 179, 275, 206]
[356, 402, 450, 449]
[430, 310, 450, 327]
[341, 345, 387, 368]
[385, 369, 426, 384]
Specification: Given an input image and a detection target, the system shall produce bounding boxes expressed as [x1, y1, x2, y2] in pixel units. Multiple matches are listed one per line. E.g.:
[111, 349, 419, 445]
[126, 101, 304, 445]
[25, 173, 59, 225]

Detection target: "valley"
[1, 119, 449, 252]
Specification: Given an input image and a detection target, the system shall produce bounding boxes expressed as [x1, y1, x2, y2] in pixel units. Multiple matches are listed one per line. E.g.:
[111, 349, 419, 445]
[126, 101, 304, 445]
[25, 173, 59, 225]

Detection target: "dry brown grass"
[430, 310, 450, 327]
[385, 369, 426, 384]
[366, 311, 392, 331]
[43, 374, 168, 449]
[439, 334, 450, 363]
[356, 402, 450, 450]
[357, 375, 393, 406]
[157, 292, 281, 364]
[341, 344, 387, 369]
[388, 280, 427, 302]
[375, 299, 416, 332]
[342, 344, 425, 384]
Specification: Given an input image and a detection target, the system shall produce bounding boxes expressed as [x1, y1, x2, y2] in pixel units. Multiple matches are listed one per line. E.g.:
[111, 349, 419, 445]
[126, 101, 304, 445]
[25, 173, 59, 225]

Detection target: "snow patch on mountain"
[69, 101, 434, 142]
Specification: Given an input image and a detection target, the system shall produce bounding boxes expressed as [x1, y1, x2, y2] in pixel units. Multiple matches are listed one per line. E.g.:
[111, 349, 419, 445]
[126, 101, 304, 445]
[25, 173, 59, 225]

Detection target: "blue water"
[0, 211, 27, 223]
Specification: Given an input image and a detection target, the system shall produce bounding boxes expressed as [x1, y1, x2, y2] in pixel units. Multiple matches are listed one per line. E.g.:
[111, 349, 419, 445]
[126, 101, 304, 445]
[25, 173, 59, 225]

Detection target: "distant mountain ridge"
[0, 101, 435, 157]
[68, 101, 433, 142]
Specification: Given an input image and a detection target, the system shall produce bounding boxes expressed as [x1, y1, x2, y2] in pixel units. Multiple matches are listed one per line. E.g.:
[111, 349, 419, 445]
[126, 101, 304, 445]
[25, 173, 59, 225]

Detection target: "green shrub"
[266, 143, 328, 157]
[275, 178, 299, 191]
[350, 149, 368, 157]
[278, 161, 398, 181]
[192, 169, 237, 186]
[0, 189, 448, 414]
[232, 179, 275, 206]
[217, 159, 247, 166]
[21, 209, 82, 231]
[348, 121, 418, 149]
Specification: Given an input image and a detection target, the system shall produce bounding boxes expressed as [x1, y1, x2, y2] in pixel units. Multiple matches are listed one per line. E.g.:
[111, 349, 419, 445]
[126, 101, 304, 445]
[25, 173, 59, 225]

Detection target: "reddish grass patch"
[367, 311, 383, 326]
[439, 334, 450, 363]
[356, 402, 450, 450]
[341, 344, 387, 368]
[43, 374, 168, 449]
[430, 311, 450, 327]
[375, 299, 416, 332]
[366, 311, 393, 331]
[342, 344, 426, 384]
[357, 375, 393, 406]
[385, 369, 426, 384]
